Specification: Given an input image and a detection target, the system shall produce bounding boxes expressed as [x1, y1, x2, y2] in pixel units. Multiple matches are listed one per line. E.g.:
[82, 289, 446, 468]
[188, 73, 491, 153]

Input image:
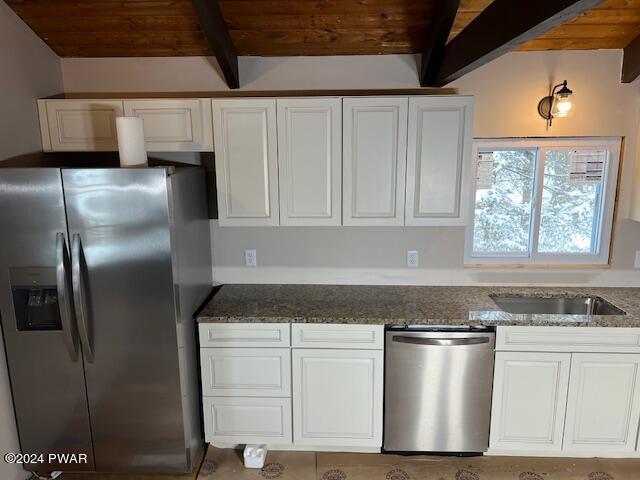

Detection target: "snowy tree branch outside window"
[465, 138, 621, 266]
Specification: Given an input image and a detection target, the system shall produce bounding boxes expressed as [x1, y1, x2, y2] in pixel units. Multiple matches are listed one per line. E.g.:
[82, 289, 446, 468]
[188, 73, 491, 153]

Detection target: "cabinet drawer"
[199, 323, 290, 348]
[292, 324, 384, 349]
[497, 327, 640, 353]
[200, 348, 291, 397]
[203, 397, 292, 445]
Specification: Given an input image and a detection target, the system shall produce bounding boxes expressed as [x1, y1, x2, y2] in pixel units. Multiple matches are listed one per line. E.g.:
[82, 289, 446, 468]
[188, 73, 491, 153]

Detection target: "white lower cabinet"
[490, 328, 640, 458]
[202, 397, 292, 445]
[490, 352, 571, 453]
[292, 348, 384, 447]
[563, 353, 640, 454]
[199, 323, 384, 451]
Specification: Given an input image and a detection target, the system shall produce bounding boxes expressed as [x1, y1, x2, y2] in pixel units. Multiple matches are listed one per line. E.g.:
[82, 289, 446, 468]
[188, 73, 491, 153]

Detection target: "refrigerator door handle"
[71, 233, 95, 363]
[56, 232, 78, 362]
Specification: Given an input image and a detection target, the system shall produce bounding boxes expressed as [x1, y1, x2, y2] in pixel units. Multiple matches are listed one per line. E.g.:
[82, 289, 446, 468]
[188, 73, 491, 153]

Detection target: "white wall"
[0, 2, 62, 161]
[61, 51, 640, 287]
[0, 2, 62, 478]
[61, 55, 422, 92]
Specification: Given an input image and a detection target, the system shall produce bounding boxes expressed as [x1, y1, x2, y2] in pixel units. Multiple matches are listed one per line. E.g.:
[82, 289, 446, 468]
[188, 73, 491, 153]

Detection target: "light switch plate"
[407, 250, 419, 268]
[245, 249, 257, 267]
[635, 250, 640, 269]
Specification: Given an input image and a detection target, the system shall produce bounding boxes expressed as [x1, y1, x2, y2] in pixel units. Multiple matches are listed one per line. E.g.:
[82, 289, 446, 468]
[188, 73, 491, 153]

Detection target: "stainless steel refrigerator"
[0, 166, 212, 474]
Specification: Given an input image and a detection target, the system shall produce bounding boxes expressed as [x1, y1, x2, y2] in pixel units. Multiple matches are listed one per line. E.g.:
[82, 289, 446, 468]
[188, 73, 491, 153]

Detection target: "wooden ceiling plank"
[223, 13, 433, 30]
[190, 0, 239, 89]
[565, 8, 640, 24]
[596, 0, 640, 8]
[42, 31, 209, 47]
[622, 33, 640, 82]
[429, 0, 608, 87]
[420, 0, 461, 87]
[27, 16, 202, 34]
[230, 30, 420, 56]
[7, 1, 198, 18]
[218, 0, 436, 16]
[55, 45, 212, 57]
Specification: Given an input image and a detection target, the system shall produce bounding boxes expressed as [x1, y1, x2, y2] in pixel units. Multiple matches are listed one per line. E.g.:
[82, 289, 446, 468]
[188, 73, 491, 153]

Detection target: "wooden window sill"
[464, 263, 611, 269]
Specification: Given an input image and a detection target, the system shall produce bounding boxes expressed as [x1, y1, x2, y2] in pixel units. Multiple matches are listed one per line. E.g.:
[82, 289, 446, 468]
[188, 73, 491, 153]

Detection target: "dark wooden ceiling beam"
[190, 0, 239, 89]
[427, 0, 606, 87]
[420, 0, 461, 87]
[622, 33, 640, 83]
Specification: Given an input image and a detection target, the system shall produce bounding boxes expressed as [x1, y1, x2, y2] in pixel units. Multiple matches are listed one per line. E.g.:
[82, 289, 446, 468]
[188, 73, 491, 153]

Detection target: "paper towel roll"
[116, 117, 148, 167]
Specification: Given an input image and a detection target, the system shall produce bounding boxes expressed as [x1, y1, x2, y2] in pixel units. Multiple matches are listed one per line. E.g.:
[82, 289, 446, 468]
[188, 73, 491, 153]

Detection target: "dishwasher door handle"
[392, 335, 491, 346]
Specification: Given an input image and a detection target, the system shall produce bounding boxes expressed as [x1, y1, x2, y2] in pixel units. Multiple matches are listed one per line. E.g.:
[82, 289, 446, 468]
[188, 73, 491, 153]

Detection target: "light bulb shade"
[551, 91, 575, 118]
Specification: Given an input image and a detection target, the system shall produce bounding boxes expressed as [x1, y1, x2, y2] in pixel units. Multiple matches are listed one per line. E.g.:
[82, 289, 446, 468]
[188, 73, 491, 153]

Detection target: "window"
[465, 138, 621, 266]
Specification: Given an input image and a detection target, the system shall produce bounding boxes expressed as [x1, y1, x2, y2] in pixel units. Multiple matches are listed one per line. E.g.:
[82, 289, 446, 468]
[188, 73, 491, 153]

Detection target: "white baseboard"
[210, 442, 381, 454]
[486, 449, 640, 458]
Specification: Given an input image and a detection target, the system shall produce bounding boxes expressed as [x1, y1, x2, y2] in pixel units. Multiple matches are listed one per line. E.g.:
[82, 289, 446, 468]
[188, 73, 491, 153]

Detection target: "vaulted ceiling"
[5, 0, 640, 58]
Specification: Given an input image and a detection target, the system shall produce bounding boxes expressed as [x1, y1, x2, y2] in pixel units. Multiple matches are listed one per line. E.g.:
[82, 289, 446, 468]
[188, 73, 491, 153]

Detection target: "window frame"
[464, 137, 621, 266]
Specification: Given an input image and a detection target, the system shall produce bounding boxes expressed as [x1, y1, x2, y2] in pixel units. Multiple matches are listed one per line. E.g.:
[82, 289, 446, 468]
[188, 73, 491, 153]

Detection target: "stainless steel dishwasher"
[384, 326, 496, 454]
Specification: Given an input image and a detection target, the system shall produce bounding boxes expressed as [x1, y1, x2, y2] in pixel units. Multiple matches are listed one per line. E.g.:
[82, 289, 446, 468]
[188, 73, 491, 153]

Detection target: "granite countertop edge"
[197, 315, 636, 328]
[197, 285, 640, 328]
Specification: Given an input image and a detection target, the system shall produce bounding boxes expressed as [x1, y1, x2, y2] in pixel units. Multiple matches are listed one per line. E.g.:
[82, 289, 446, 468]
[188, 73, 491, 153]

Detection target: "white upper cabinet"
[123, 99, 213, 151]
[342, 97, 408, 226]
[39, 99, 124, 151]
[38, 94, 476, 228]
[563, 353, 640, 454]
[277, 98, 342, 226]
[405, 96, 474, 226]
[213, 99, 280, 226]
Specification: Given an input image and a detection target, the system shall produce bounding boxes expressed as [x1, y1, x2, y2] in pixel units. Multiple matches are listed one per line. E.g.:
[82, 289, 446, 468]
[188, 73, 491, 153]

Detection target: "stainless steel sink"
[490, 295, 626, 315]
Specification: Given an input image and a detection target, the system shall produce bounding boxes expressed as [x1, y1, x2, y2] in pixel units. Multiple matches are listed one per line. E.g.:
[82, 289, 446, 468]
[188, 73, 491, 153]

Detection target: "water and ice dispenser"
[10, 267, 62, 331]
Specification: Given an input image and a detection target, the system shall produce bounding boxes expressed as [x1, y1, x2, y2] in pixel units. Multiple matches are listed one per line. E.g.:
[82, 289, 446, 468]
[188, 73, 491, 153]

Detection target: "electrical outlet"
[635, 250, 640, 269]
[407, 250, 419, 268]
[245, 249, 257, 267]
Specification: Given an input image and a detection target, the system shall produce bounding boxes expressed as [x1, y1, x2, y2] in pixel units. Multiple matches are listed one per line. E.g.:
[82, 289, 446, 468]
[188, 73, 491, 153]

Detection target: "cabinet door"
[342, 97, 408, 226]
[41, 100, 124, 151]
[213, 99, 279, 226]
[489, 352, 571, 453]
[277, 98, 342, 226]
[123, 99, 213, 151]
[405, 96, 473, 226]
[292, 349, 383, 447]
[563, 353, 640, 454]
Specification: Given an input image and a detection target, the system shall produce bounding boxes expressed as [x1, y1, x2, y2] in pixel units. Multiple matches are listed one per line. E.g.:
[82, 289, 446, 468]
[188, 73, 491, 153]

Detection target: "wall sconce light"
[537, 80, 575, 127]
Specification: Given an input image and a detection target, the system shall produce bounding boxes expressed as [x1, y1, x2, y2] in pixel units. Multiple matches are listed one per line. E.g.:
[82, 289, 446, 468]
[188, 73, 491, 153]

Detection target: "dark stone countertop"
[197, 284, 640, 328]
